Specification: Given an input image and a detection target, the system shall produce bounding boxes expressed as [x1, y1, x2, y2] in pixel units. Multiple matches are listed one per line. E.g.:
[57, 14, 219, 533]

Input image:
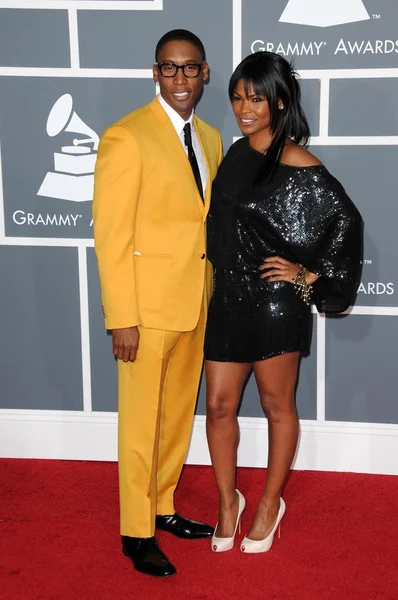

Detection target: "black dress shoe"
[122, 536, 176, 577]
[155, 513, 214, 539]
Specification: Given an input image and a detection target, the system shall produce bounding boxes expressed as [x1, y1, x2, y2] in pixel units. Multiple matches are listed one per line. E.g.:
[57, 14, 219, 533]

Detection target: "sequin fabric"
[204, 137, 363, 363]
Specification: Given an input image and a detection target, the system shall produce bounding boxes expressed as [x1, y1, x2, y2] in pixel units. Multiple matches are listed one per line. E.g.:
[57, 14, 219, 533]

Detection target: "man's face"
[153, 40, 209, 120]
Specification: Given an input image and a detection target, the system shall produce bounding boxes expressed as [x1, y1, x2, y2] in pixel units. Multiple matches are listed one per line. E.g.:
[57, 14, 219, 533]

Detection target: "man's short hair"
[155, 29, 206, 62]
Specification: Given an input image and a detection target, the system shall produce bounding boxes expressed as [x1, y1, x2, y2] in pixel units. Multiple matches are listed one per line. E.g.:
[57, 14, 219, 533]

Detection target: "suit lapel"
[150, 97, 195, 182]
[150, 97, 209, 213]
[193, 116, 211, 216]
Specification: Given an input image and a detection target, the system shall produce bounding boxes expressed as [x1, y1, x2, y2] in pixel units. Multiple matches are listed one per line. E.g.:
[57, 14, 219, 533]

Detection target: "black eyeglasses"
[156, 62, 203, 78]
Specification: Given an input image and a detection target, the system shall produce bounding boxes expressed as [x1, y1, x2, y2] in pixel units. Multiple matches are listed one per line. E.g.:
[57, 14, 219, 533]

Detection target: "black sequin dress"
[204, 137, 363, 363]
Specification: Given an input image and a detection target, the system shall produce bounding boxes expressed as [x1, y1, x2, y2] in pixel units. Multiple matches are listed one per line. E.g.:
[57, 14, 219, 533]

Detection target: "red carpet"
[0, 460, 397, 600]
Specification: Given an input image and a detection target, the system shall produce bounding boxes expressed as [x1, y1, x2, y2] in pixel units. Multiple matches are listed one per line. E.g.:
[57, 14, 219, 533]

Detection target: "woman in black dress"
[205, 52, 363, 554]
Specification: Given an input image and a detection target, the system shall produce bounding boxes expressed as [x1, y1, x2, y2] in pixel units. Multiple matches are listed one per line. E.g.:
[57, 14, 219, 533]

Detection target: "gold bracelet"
[292, 265, 313, 306]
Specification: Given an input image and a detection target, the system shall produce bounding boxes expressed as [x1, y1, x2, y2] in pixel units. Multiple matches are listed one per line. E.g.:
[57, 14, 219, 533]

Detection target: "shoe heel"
[277, 524, 281, 539]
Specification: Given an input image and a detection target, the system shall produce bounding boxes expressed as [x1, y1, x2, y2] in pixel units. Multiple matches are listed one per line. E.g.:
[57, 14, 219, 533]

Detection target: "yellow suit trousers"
[117, 302, 206, 538]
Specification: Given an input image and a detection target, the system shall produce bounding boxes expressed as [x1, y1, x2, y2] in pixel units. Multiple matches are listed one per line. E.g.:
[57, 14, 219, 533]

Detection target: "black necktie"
[183, 123, 204, 201]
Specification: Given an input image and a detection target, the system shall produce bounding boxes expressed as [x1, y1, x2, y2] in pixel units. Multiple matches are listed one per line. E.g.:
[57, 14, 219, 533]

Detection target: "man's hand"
[112, 326, 140, 362]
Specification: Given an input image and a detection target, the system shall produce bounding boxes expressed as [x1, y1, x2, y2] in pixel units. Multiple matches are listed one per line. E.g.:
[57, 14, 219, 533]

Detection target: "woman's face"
[231, 78, 272, 137]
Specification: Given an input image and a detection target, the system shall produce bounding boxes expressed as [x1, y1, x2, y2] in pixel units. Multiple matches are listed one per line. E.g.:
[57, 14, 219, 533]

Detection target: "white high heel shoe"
[240, 498, 286, 554]
[212, 489, 246, 552]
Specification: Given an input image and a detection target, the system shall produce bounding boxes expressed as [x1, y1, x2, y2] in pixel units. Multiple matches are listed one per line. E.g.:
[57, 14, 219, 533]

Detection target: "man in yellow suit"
[92, 30, 222, 577]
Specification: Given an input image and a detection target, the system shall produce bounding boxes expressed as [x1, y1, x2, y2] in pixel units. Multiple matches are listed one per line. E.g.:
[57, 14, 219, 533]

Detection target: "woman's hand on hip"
[259, 256, 319, 285]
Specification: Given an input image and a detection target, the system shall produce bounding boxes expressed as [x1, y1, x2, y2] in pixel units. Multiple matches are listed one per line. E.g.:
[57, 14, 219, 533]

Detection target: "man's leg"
[156, 302, 206, 516]
[118, 326, 180, 538]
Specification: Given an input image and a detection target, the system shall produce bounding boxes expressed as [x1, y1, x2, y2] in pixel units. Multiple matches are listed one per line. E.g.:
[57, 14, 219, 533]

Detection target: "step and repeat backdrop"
[0, 0, 397, 473]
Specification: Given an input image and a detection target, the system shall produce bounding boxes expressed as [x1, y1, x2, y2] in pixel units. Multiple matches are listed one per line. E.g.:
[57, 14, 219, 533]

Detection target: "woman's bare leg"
[206, 360, 251, 537]
[246, 351, 300, 540]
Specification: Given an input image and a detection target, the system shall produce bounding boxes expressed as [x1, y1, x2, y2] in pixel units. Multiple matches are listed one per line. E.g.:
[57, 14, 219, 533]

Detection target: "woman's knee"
[260, 389, 296, 421]
[206, 393, 237, 421]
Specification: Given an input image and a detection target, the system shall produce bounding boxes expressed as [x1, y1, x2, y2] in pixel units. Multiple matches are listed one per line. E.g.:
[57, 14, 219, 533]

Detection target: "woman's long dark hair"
[229, 51, 310, 185]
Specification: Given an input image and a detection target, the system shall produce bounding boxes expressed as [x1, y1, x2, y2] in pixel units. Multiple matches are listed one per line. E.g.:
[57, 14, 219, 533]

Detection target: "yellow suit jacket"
[92, 96, 223, 332]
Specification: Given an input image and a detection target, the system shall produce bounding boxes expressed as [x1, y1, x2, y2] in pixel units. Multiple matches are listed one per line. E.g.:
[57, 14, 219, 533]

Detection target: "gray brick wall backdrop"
[1, 1, 397, 474]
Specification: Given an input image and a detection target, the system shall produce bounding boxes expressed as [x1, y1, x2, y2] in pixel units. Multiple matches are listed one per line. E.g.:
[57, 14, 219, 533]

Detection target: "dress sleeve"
[308, 186, 364, 314]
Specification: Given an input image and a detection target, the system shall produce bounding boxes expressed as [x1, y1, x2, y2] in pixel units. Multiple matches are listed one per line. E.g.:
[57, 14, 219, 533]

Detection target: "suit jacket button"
[201, 253, 206, 259]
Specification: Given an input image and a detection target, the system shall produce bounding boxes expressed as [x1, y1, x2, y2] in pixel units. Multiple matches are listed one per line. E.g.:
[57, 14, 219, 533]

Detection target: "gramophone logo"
[279, 0, 370, 28]
[37, 94, 99, 202]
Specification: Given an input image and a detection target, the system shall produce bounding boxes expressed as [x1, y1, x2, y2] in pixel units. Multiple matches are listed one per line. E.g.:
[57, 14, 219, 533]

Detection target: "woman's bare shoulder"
[280, 142, 322, 167]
